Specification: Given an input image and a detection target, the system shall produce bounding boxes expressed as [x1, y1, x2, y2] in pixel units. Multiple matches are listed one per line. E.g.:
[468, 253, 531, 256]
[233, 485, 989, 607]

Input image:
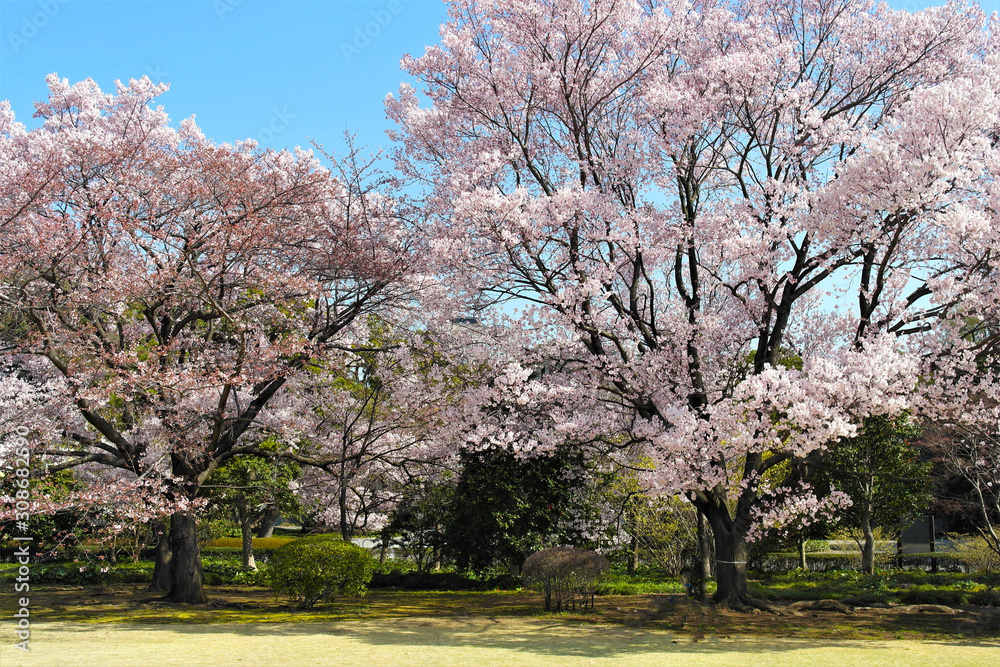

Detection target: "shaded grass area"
[751, 570, 1000, 607]
[2, 583, 1000, 641]
[595, 568, 694, 595]
[4, 558, 998, 604]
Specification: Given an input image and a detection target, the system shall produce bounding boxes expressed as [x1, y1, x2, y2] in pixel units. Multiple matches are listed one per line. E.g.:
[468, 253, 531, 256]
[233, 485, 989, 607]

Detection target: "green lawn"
[2, 619, 998, 667]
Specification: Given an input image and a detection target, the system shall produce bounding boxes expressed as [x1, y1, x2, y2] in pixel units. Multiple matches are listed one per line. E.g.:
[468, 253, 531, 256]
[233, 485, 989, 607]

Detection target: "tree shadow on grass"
[42, 615, 1000, 662]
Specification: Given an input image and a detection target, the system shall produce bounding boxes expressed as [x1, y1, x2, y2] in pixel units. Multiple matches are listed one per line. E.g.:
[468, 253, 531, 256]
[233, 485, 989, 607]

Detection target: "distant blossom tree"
[0, 75, 413, 602]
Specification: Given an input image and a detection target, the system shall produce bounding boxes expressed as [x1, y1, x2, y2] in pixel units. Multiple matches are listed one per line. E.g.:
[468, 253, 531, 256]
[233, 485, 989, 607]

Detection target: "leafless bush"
[522, 547, 610, 612]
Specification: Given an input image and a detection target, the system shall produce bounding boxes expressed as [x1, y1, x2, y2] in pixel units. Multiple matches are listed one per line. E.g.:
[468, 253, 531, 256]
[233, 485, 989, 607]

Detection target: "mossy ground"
[3, 583, 999, 641]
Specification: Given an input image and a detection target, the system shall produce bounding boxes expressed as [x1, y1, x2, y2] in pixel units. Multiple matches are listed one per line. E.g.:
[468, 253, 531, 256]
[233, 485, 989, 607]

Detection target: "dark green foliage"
[442, 446, 591, 575]
[814, 414, 931, 530]
[0, 470, 87, 558]
[522, 547, 610, 611]
[369, 570, 521, 591]
[268, 536, 374, 608]
[812, 414, 932, 573]
[970, 590, 1000, 607]
[0, 554, 272, 586]
[898, 588, 971, 606]
[383, 480, 451, 573]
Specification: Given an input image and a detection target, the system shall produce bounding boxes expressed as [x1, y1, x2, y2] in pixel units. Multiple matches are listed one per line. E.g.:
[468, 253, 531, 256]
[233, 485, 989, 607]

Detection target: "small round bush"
[268, 536, 375, 609]
[523, 547, 609, 612]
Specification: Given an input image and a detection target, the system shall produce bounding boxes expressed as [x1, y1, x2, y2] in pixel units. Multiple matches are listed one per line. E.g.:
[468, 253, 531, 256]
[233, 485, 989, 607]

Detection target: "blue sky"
[0, 0, 996, 158]
[0, 0, 450, 155]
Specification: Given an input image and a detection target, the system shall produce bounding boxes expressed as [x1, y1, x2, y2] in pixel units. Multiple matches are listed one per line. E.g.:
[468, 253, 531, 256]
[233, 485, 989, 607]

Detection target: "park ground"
[1, 585, 999, 666]
[1, 618, 999, 667]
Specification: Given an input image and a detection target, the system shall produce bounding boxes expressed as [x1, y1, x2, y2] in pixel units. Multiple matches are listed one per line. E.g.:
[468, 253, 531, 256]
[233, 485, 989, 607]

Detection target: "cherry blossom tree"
[389, 0, 1000, 605]
[257, 323, 461, 541]
[0, 76, 412, 602]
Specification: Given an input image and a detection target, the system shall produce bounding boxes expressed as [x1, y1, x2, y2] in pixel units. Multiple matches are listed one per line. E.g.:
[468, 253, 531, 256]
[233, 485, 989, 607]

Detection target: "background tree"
[443, 444, 595, 576]
[203, 447, 301, 569]
[813, 414, 931, 574]
[924, 419, 1000, 562]
[383, 478, 452, 572]
[262, 324, 454, 541]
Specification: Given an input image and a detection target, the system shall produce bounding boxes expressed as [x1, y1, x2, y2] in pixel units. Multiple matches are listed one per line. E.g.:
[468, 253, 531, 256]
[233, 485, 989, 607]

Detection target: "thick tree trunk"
[700, 505, 749, 606]
[712, 531, 749, 605]
[256, 506, 280, 538]
[165, 512, 207, 604]
[861, 504, 875, 575]
[798, 537, 807, 571]
[149, 518, 173, 593]
[697, 508, 712, 601]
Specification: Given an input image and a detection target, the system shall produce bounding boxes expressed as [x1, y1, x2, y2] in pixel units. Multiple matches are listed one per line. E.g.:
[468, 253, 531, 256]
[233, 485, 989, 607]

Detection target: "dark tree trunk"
[627, 531, 639, 574]
[861, 504, 875, 575]
[256, 506, 280, 538]
[712, 532, 749, 605]
[149, 518, 173, 593]
[697, 508, 712, 601]
[508, 555, 524, 577]
[339, 484, 351, 541]
[165, 512, 207, 604]
[379, 526, 391, 564]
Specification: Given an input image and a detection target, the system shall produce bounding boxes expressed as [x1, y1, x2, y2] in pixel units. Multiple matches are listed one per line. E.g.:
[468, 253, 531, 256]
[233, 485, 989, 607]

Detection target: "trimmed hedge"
[761, 551, 982, 573]
[203, 537, 295, 550]
[370, 570, 521, 591]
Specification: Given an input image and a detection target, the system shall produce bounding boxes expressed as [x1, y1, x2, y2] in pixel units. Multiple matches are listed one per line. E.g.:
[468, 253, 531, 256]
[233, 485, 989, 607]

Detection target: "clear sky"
[0, 0, 996, 158]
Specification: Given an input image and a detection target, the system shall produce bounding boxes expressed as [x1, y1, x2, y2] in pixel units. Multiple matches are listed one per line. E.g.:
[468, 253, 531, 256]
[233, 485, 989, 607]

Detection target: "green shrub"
[3, 560, 153, 585]
[268, 536, 374, 609]
[804, 540, 829, 553]
[945, 534, 1000, 573]
[202, 555, 271, 586]
[522, 547, 609, 612]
